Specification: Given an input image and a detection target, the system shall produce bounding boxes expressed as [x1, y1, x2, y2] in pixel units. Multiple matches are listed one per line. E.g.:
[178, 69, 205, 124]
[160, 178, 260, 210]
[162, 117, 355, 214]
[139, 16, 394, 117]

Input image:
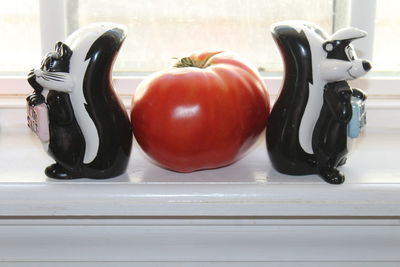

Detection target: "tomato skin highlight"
[131, 50, 270, 172]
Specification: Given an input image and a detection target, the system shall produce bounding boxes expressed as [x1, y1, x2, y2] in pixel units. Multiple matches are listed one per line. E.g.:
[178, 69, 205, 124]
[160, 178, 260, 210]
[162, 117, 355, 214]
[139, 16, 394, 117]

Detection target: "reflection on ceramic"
[266, 21, 371, 184]
[27, 23, 132, 179]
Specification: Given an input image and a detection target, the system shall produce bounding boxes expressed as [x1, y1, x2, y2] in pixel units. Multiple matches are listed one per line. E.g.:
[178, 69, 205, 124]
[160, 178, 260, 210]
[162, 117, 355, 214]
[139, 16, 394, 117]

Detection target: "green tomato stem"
[175, 57, 206, 68]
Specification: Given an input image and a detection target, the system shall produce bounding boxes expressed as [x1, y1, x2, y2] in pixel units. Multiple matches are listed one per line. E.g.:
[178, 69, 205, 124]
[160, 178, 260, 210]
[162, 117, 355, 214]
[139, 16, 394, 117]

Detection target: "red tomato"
[131, 50, 270, 172]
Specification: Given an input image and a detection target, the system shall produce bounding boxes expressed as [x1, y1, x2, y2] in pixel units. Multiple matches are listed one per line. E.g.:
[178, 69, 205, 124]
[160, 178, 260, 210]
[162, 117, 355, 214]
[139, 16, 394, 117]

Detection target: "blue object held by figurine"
[266, 21, 371, 184]
[26, 23, 132, 179]
[348, 96, 367, 138]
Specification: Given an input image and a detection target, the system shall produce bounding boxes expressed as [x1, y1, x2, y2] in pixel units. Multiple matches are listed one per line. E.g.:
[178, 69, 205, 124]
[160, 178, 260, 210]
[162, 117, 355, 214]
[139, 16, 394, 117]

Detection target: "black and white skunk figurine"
[27, 23, 132, 179]
[266, 21, 371, 184]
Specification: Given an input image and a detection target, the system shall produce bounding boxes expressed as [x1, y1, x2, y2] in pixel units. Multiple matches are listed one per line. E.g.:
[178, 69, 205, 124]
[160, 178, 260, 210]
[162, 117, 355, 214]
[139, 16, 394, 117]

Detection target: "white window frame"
[37, 0, 378, 60]
[347, 0, 376, 61]
[38, 0, 377, 60]
[1, 0, 396, 102]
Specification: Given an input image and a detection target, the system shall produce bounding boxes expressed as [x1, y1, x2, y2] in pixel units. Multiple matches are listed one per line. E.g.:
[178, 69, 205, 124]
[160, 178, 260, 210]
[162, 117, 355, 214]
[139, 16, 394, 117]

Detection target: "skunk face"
[341, 44, 372, 79]
[34, 42, 74, 93]
[41, 42, 72, 72]
[320, 27, 372, 82]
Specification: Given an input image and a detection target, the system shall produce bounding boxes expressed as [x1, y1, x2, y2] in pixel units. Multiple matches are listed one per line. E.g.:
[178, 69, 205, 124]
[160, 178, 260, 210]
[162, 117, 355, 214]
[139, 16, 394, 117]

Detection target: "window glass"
[71, 0, 334, 73]
[373, 0, 400, 72]
[0, 1, 41, 74]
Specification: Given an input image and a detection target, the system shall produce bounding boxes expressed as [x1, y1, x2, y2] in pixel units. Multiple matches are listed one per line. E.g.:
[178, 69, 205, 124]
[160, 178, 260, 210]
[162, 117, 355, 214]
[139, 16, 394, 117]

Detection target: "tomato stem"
[174, 57, 206, 68]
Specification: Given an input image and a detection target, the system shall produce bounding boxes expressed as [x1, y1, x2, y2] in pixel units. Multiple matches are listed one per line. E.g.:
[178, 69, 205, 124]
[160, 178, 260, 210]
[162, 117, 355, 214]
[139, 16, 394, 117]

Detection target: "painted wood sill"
[0, 97, 399, 218]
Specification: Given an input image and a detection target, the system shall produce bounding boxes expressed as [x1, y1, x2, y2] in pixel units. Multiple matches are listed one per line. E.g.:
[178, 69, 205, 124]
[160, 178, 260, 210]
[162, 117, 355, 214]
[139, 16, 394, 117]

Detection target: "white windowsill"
[1, 76, 400, 264]
[0, 93, 399, 218]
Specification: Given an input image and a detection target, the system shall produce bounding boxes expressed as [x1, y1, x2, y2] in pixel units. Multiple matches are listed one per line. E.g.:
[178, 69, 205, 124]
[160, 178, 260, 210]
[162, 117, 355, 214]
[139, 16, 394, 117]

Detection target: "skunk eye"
[46, 58, 57, 71]
[41, 57, 50, 71]
[346, 46, 356, 60]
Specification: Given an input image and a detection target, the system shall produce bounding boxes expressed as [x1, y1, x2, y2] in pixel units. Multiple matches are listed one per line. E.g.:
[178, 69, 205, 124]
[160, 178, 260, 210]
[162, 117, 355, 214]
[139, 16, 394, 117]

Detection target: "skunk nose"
[362, 60, 372, 71]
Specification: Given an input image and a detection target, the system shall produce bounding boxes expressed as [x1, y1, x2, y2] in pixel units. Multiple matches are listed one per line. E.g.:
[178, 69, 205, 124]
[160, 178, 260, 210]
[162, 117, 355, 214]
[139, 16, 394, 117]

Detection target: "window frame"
[2, 0, 396, 100]
[39, 0, 377, 64]
[1, 75, 397, 100]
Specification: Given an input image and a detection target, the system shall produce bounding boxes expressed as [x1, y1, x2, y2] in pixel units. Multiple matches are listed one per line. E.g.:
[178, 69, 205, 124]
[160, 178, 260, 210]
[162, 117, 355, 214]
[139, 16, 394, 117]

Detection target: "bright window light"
[1, 1, 398, 75]
[373, 0, 400, 72]
[0, 1, 41, 74]
[70, 0, 334, 73]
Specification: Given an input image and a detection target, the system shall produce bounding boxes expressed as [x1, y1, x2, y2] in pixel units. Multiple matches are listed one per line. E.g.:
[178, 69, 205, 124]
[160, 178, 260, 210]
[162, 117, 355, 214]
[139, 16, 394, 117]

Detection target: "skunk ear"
[55, 42, 73, 59]
[323, 41, 335, 52]
[54, 41, 63, 52]
[331, 27, 367, 42]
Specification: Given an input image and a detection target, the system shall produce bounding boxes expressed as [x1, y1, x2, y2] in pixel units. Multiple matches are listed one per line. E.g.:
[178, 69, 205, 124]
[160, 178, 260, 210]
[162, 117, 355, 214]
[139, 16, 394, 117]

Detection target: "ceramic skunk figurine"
[27, 23, 132, 179]
[266, 21, 371, 184]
